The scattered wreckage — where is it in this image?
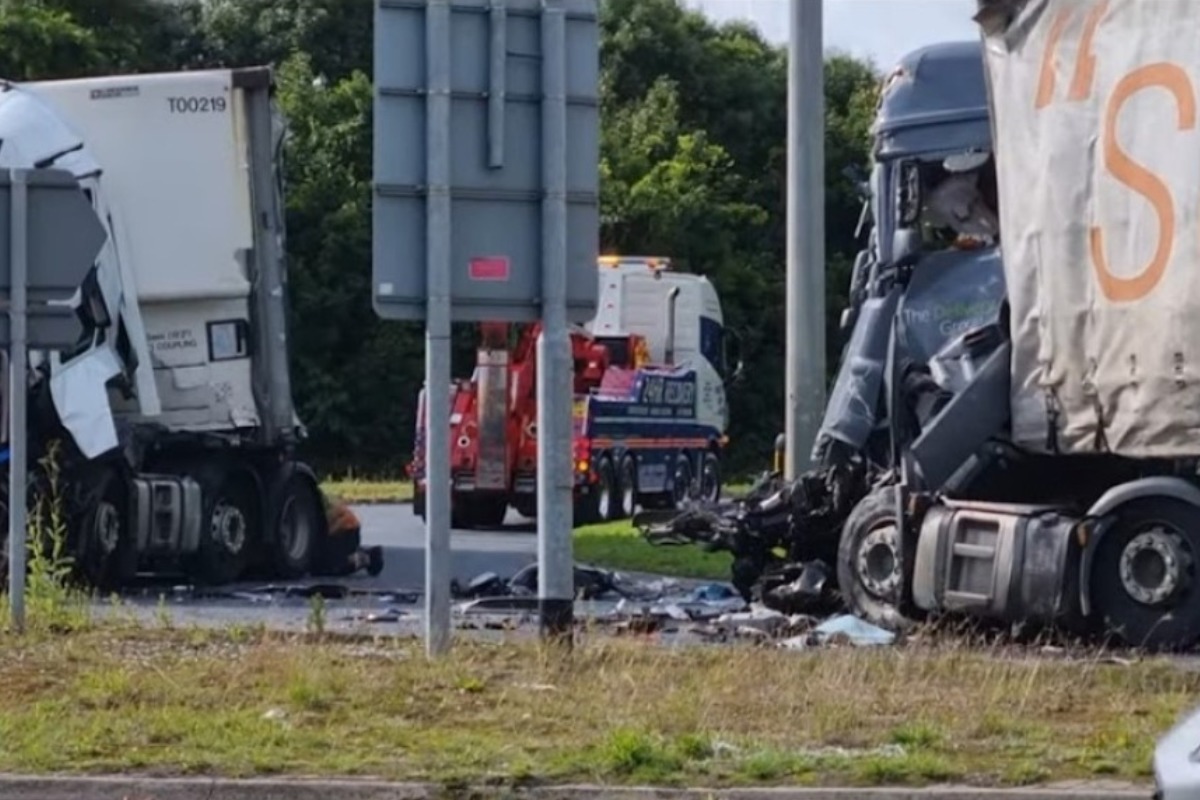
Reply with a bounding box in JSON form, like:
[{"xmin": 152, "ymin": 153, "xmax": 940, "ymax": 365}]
[
  {"xmin": 633, "ymin": 472, "xmax": 854, "ymax": 618},
  {"xmin": 640, "ymin": 23, "xmax": 1200, "ymax": 653}
]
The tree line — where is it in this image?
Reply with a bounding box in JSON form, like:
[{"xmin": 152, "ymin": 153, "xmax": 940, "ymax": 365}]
[{"xmin": 1, "ymin": 0, "xmax": 882, "ymax": 477}]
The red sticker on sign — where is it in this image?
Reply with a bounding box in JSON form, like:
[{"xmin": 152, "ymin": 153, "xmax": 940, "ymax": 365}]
[{"xmin": 469, "ymin": 256, "xmax": 510, "ymax": 281}]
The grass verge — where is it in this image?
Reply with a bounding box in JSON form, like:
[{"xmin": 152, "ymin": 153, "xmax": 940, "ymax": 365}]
[
  {"xmin": 571, "ymin": 481, "xmax": 754, "ymax": 580},
  {"xmin": 321, "ymin": 479, "xmax": 413, "ymax": 505},
  {"xmin": 574, "ymin": 522, "xmax": 731, "ymax": 581},
  {"xmin": 0, "ymin": 626, "xmax": 1178, "ymax": 787}
]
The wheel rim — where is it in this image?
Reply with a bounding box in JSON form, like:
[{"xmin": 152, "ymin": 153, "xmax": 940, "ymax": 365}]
[
  {"xmin": 674, "ymin": 460, "xmax": 691, "ymax": 504},
  {"xmin": 212, "ymin": 500, "xmax": 247, "ymax": 555},
  {"xmin": 1119, "ymin": 525, "xmax": 1193, "ymax": 606},
  {"xmin": 857, "ymin": 522, "xmax": 902, "ymax": 600},
  {"xmin": 598, "ymin": 471, "xmax": 612, "ymax": 519},
  {"xmin": 94, "ymin": 501, "xmax": 121, "ymax": 555},
  {"xmin": 278, "ymin": 496, "xmax": 311, "ymax": 562},
  {"xmin": 701, "ymin": 458, "xmax": 719, "ymax": 502}
]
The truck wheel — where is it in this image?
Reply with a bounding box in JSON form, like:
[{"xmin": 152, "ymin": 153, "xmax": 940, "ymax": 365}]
[
  {"xmin": 837, "ymin": 485, "xmax": 912, "ymax": 630},
  {"xmin": 514, "ymin": 497, "xmax": 537, "ymax": 520},
  {"xmin": 196, "ymin": 472, "xmax": 257, "ymax": 586},
  {"xmin": 672, "ymin": 455, "xmax": 693, "ymax": 510},
  {"xmin": 1091, "ymin": 498, "xmax": 1200, "ymax": 651},
  {"xmin": 699, "ymin": 451, "xmax": 721, "ymax": 503},
  {"xmin": 267, "ymin": 472, "xmax": 321, "ymax": 579},
  {"xmin": 614, "ymin": 456, "xmax": 637, "ymax": 520},
  {"xmin": 413, "ymin": 486, "xmax": 426, "ymax": 521},
  {"xmin": 595, "ymin": 457, "xmax": 616, "ymax": 522},
  {"xmin": 75, "ymin": 470, "xmax": 136, "ymax": 590},
  {"xmin": 474, "ymin": 496, "xmax": 509, "ymax": 529}
]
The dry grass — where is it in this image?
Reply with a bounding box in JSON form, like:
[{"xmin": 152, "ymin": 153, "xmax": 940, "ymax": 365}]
[
  {"xmin": 0, "ymin": 625, "xmax": 1185, "ymax": 787},
  {"xmin": 321, "ymin": 479, "xmax": 414, "ymax": 505}
]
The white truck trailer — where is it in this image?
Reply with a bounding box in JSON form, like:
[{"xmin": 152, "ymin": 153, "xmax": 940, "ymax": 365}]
[{"xmin": 0, "ymin": 66, "xmax": 329, "ymax": 587}]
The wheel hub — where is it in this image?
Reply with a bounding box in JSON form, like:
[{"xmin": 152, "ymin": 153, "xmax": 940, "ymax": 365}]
[
  {"xmin": 1119, "ymin": 527, "xmax": 1192, "ymax": 606},
  {"xmin": 212, "ymin": 501, "xmax": 247, "ymax": 555},
  {"xmin": 857, "ymin": 523, "xmax": 901, "ymax": 599},
  {"xmin": 94, "ymin": 501, "xmax": 121, "ymax": 555}
]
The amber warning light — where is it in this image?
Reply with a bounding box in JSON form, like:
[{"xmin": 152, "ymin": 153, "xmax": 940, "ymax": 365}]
[{"xmin": 469, "ymin": 256, "xmax": 510, "ymax": 281}]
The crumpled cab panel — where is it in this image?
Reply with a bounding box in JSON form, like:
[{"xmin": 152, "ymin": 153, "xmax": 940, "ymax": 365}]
[{"xmin": 0, "ymin": 81, "xmax": 159, "ymax": 457}]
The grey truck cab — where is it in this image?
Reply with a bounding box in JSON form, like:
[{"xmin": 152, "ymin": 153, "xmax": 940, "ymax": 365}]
[{"xmin": 815, "ymin": 41, "xmax": 1005, "ymax": 476}]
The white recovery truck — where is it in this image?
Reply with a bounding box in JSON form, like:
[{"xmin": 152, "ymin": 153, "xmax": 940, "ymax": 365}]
[{"xmin": 0, "ymin": 66, "xmax": 330, "ymax": 587}]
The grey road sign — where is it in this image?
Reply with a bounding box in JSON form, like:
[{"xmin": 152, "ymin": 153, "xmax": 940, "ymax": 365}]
[
  {"xmin": 372, "ymin": 0, "xmax": 600, "ymax": 324},
  {"xmin": 4, "ymin": 167, "xmax": 107, "ymax": 633},
  {"xmin": 0, "ymin": 168, "xmax": 107, "ymax": 349}
]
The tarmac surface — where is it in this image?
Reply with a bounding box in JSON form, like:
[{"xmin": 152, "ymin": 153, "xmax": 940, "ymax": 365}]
[{"xmin": 94, "ymin": 503, "xmax": 717, "ymax": 637}]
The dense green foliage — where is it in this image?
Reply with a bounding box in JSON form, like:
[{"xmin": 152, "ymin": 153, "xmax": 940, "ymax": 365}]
[{"xmin": 1, "ymin": 0, "xmax": 881, "ymax": 477}]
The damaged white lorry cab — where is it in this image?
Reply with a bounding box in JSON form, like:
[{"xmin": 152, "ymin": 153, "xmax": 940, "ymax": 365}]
[{"xmin": 0, "ymin": 67, "xmax": 333, "ymax": 588}]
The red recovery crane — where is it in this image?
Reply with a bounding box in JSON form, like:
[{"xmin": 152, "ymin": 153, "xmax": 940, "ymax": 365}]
[{"xmin": 409, "ymin": 256, "xmax": 732, "ymax": 529}]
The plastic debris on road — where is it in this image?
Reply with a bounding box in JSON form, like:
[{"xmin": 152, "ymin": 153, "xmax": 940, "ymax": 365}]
[{"xmin": 778, "ymin": 615, "xmax": 897, "ymax": 649}]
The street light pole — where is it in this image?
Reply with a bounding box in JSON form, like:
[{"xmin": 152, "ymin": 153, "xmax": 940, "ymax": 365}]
[{"xmin": 784, "ymin": 0, "xmax": 826, "ymax": 479}]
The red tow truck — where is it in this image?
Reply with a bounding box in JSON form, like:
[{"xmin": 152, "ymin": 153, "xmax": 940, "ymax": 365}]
[{"xmin": 409, "ymin": 256, "xmax": 737, "ymax": 529}]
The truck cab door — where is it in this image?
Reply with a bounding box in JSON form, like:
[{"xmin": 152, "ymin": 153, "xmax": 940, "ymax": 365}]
[{"xmin": 0, "ymin": 84, "xmax": 159, "ymax": 458}]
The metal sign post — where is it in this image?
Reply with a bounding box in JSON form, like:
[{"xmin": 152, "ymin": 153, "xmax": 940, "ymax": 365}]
[
  {"xmin": 7, "ymin": 171, "xmax": 27, "ymax": 632},
  {"xmin": 0, "ymin": 167, "xmax": 108, "ymax": 632},
  {"xmin": 536, "ymin": 0, "xmax": 574, "ymax": 644},
  {"xmin": 422, "ymin": 0, "xmax": 454, "ymax": 657},
  {"xmin": 785, "ymin": 0, "xmax": 827, "ymax": 479},
  {"xmin": 373, "ymin": 0, "xmax": 600, "ymax": 656}
]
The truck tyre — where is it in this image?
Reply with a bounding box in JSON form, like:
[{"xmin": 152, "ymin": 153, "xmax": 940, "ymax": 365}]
[
  {"xmin": 414, "ymin": 486, "xmax": 426, "ymax": 521},
  {"xmin": 595, "ymin": 456, "xmax": 617, "ymax": 522},
  {"xmin": 195, "ymin": 470, "xmax": 257, "ymax": 586},
  {"xmin": 614, "ymin": 455, "xmax": 637, "ymax": 520},
  {"xmin": 75, "ymin": 469, "xmax": 136, "ymax": 590},
  {"xmin": 1090, "ymin": 497, "xmax": 1200, "ymax": 651},
  {"xmin": 837, "ymin": 485, "xmax": 913, "ymax": 631},
  {"xmin": 473, "ymin": 496, "xmax": 509, "ymax": 529},
  {"xmin": 699, "ymin": 451, "xmax": 721, "ymax": 504},
  {"xmin": 514, "ymin": 497, "xmax": 537, "ymax": 520},
  {"xmin": 672, "ymin": 454, "xmax": 693, "ymax": 510},
  {"xmin": 266, "ymin": 469, "xmax": 322, "ymax": 579}
]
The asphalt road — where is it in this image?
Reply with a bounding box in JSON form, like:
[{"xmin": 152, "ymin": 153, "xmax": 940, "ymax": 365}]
[
  {"xmin": 352, "ymin": 503, "xmax": 537, "ymax": 589},
  {"xmin": 97, "ymin": 504, "xmax": 663, "ymax": 634}
]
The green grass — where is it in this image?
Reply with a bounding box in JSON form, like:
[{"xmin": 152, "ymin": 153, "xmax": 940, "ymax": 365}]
[
  {"xmin": 570, "ymin": 481, "xmax": 754, "ymax": 580},
  {"xmin": 320, "ymin": 479, "xmax": 413, "ymax": 505},
  {"xmin": 0, "ymin": 626, "xmax": 1175, "ymax": 789},
  {"xmin": 574, "ymin": 521, "xmax": 731, "ymax": 581},
  {"xmin": 318, "ymin": 480, "xmax": 756, "ymax": 510}
]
